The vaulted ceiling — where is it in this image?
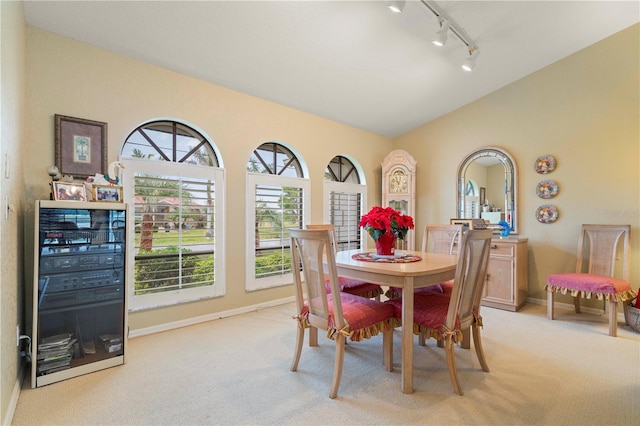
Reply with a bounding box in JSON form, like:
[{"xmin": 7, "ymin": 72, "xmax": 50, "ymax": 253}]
[{"xmin": 23, "ymin": 1, "xmax": 639, "ymax": 137}]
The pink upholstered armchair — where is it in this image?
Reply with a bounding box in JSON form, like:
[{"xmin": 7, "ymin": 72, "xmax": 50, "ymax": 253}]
[{"xmin": 545, "ymin": 224, "xmax": 636, "ymax": 337}]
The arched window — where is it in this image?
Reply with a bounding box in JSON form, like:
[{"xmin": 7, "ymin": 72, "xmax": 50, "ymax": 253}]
[
  {"xmin": 245, "ymin": 142, "xmax": 309, "ymax": 291},
  {"xmin": 324, "ymin": 155, "xmax": 360, "ymax": 184},
  {"xmin": 323, "ymin": 156, "xmax": 366, "ymax": 251},
  {"xmin": 121, "ymin": 120, "xmax": 225, "ymax": 310},
  {"xmin": 121, "ymin": 120, "xmax": 219, "ymax": 166}
]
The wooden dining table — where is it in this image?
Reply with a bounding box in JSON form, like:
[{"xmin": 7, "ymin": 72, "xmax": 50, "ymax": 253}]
[{"xmin": 334, "ymin": 249, "xmax": 458, "ymax": 394}]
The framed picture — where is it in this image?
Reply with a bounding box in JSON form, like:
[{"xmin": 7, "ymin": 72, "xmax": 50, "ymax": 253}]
[
  {"xmin": 52, "ymin": 182, "xmax": 87, "ymax": 201},
  {"xmin": 93, "ymin": 185, "xmax": 122, "ymax": 203},
  {"xmin": 479, "ymin": 187, "xmax": 486, "ymax": 205},
  {"xmin": 55, "ymin": 114, "xmax": 107, "ymax": 180}
]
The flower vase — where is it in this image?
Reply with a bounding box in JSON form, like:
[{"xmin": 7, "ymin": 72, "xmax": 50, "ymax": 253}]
[{"xmin": 375, "ymin": 232, "xmax": 397, "ymax": 256}]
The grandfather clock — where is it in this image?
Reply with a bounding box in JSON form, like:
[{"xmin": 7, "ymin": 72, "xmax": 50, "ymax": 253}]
[{"xmin": 381, "ymin": 149, "xmax": 417, "ymax": 250}]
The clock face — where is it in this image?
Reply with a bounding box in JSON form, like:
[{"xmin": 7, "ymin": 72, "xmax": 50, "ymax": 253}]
[{"xmin": 390, "ymin": 169, "xmax": 408, "ymax": 193}]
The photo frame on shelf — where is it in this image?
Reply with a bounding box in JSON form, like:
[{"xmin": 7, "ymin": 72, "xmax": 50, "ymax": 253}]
[
  {"xmin": 55, "ymin": 114, "xmax": 107, "ymax": 180},
  {"xmin": 52, "ymin": 182, "xmax": 87, "ymax": 201},
  {"xmin": 93, "ymin": 185, "xmax": 123, "ymax": 203}
]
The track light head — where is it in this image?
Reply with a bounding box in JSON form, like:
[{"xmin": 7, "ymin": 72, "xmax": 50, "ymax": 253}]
[
  {"xmin": 432, "ymin": 19, "xmax": 450, "ymax": 47},
  {"xmin": 388, "ymin": 1, "xmax": 406, "ymax": 13},
  {"xmin": 462, "ymin": 47, "xmax": 480, "ymax": 72}
]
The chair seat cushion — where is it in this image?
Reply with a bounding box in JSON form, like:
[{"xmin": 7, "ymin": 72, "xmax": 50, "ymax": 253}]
[
  {"xmin": 330, "ymin": 293, "xmax": 395, "ymax": 341},
  {"xmin": 385, "ymin": 284, "xmax": 444, "ymax": 300},
  {"xmin": 296, "ymin": 293, "xmax": 397, "ymax": 342},
  {"xmin": 325, "ymin": 277, "xmax": 383, "ymax": 299},
  {"xmin": 440, "ymin": 280, "xmax": 454, "ymax": 296},
  {"xmin": 546, "ymin": 273, "xmax": 636, "ymax": 302},
  {"xmin": 385, "ymin": 293, "xmax": 462, "ymax": 342}
]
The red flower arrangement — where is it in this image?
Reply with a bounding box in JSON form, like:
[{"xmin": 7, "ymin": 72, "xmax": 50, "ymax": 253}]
[{"xmin": 359, "ymin": 206, "xmax": 414, "ymax": 241}]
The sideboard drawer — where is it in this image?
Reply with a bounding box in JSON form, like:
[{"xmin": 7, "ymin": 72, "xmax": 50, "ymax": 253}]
[{"xmin": 489, "ymin": 244, "xmax": 514, "ymax": 257}]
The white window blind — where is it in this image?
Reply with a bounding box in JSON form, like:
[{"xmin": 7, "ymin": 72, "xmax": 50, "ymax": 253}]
[
  {"xmin": 246, "ymin": 173, "xmax": 309, "ymax": 291},
  {"xmin": 123, "ymin": 159, "xmax": 225, "ymax": 310}
]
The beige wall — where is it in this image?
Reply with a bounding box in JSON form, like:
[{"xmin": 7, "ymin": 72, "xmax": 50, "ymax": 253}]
[
  {"xmin": 3, "ymin": 12, "xmax": 637, "ymax": 422},
  {"xmin": 1, "ymin": 1, "xmax": 27, "ymax": 422},
  {"xmin": 24, "ymin": 27, "xmax": 391, "ymax": 332},
  {"xmin": 394, "ymin": 24, "xmax": 640, "ymax": 305}
]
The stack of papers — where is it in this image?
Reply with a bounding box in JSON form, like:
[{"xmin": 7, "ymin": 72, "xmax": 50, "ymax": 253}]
[{"xmin": 37, "ymin": 333, "xmax": 76, "ymax": 375}]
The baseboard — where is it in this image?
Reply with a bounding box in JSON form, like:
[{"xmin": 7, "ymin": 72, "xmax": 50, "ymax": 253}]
[
  {"xmin": 129, "ymin": 296, "xmax": 295, "ymax": 338},
  {"xmin": 526, "ymin": 296, "xmax": 626, "ymax": 322},
  {"xmin": 4, "ymin": 363, "xmax": 25, "ymax": 426}
]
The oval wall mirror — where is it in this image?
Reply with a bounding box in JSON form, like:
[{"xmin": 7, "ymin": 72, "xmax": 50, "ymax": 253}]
[{"xmin": 457, "ymin": 146, "xmax": 518, "ymax": 234}]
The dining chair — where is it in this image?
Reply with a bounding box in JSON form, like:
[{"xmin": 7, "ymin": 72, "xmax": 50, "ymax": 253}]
[
  {"xmin": 289, "ymin": 228, "xmax": 396, "ymax": 399},
  {"xmin": 385, "ymin": 229, "xmax": 493, "ymax": 395},
  {"xmin": 306, "ymin": 224, "xmax": 383, "ymax": 300},
  {"xmin": 545, "ymin": 224, "xmax": 636, "ymax": 337},
  {"xmin": 386, "ymin": 224, "xmax": 463, "ymax": 299}
]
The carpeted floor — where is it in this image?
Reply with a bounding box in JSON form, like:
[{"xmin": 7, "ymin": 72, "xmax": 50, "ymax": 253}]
[{"xmin": 11, "ymin": 302, "xmax": 640, "ymax": 425}]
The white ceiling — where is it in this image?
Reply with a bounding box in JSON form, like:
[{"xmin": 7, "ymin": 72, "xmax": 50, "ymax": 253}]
[{"xmin": 23, "ymin": 1, "xmax": 639, "ymax": 138}]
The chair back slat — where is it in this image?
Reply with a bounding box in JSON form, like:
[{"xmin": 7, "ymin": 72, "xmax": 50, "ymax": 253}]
[
  {"xmin": 577, "ymin": 224, "xmax": 630, "ymax": 280},
  {"xmin": 306, "ymin": 224, "xmax": 338, "ymax": 253},
  {"xmin": 423, "ymin": 224, "xmax": 463, "ymax": 255},
  {"xmin": 446, "ymin": 229, "xmax": 493, "ymax": 330},
  {"xmin": 290, "ymin": 228, "xmax": 345, "ymax": 330}
]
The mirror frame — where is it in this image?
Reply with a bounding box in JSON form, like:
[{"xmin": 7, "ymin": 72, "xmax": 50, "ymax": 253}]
[{"xmin": 457, "ymin": 146, "xmax": 518, "ymax": 234}]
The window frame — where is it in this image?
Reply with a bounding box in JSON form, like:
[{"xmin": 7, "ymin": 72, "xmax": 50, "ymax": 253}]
[
  {"xmin": 245, "ymin": 172, "xmax": 310, "ymax": 291},
  {"xmin": 323, "ymin": 155, "xmax": 367, "ymax": 252},
  {"xmin": 323, "ymin": 181, "xmax": 367, "ymax": 251},
  {"xmin": 119, "ymin": 118, "xmax": 226, "ymax": 312}
]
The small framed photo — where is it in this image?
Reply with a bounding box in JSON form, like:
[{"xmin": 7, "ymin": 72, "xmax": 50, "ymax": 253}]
[
  {"xmin": 93, "ymin": 185, "xmax": 122, "ymax": 202},
  {"xmin": 52, "ymin": 182, "xmax": 87, "ymax": 201},
  {"xmin": 55, "ymin": 114, "xmax": 107, "ymax": 180}
]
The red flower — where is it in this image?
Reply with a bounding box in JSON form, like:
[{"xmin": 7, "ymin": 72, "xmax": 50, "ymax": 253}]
[{"xmin": 359, "ymin": 206, "xmax": 414, "ymax": 241}]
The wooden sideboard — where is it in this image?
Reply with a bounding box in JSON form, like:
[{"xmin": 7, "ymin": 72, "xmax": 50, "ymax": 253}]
[{"xmin": 482, "ymin": 237, "xmax": 528, "ymax": 311}]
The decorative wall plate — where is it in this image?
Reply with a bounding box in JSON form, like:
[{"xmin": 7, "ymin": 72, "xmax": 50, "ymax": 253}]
[
  {"xmin": 536, "ymin": 205, "xmax": 559, "ymax": 223},
  {"xmin": 534, "ymin": 155, "xmax": 557, "ymax": 174},
  {"xmin": 536, "ymin": 180, "xmax": 559, "ymax": 199}
]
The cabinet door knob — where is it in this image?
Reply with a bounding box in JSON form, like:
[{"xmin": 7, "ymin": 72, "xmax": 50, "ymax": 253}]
[{"xmin": 490, "ymin": 245, "xmax": 498, "ymax": 249}]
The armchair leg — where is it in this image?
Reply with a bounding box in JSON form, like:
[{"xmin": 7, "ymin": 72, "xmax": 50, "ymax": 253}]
[
  {"xmin": 460, "ymin": 328, "xmax": 470, "ymax": 350},
  {"xmin": 472, "ymin": 324, "xmax": 489, "ymax": 372},
  {"xmin": 290, "ymin": 327, "xmax": 304, "ymax": 372},
  {"xmin": 329, "ymin": 335, "xmax": 346, "ymax": 399},
  {"xmin": 546, "ymin": 290, "xmax": 554, "ymax": 320},
  {"xmin": 608, "ymin": 300, "xmax": 618, "ymax": 337},
  {"xmin": 574, "ymin": 296, "xmax": 581, "ymax": 314},
  {"xmin": 444, "ymin": 335, "xmax": 463, "ymax": 396},
  {"xmin": 309, "ymin": 326, "xmax": 318, "ymax": 347}
]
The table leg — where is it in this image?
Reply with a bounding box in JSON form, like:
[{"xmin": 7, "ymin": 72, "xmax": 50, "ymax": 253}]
[{"xmin": 401, "ymin": 276, "xmax": 414, "ymax": 394}]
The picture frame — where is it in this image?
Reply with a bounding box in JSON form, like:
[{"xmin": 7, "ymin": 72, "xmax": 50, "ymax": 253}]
[
  {"xmin": 52, "ymin": 182, "xmax": 87, "ymax": 201},
  {"xmin": 93, "ymin": 185, "xmax": 122, "ymax": 203},
  {"xmin": 479, "ymin": 187, "xmax": 486, "ymax": 205},
  {"xmin": 55, "ymin": 114, "xmax": 108, "ymax": 180}
]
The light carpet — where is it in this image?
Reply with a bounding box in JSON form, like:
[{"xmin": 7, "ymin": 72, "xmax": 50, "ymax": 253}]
[{"xmin": 11, "ymin": 302, "xmax": 640, "ymax": 425}]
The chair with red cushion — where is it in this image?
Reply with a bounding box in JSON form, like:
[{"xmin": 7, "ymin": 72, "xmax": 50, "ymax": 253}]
[
  {"xmin": 545, "ymin": 224, "xmax": 636, "ymax": 337},
  {"xmin": 385, "ymin": 229, "xmax": 493, "ymax": 395},
  {"xmin": 307, "ymin": 224, "xmax": 383, "ymax": 300},
  {"xmin": 386, "ymin": 224, "xmax": 462, "ymax": 300},
  {"xmin": 289, "ymin": 228, "xmax": 396, "ymax": 399}
]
